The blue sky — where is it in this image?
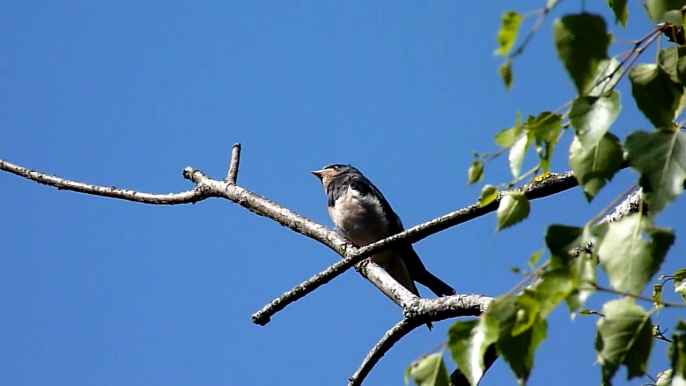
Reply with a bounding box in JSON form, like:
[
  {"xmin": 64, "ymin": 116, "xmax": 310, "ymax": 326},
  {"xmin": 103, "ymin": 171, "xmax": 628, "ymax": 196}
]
[{"xmin": 1, "ymin": 2, "xmax": 684, "ymax": 385}]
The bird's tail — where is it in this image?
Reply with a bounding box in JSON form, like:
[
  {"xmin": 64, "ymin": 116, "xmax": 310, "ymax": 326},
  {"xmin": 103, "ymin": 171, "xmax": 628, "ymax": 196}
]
[{"xmin": 414, "ymin": 270, "xmax": 456, "ymax": 297}]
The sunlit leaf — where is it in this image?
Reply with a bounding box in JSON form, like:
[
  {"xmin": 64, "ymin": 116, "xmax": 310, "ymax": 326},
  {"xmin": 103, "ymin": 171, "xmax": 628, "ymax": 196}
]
[
  {"xmin": 675, "ymin": 269, "xmax": 686, "ymax": 303},
  {"xmin": 495, "ymin": 11, "xmax": 522, "ymax": 56},
  {"xmin": 569, "ymin": 133, "xmax": 623, "ymax": 202},
  {"xmin": 607, "ymin": 0, "xmax": 628, "ymax": 27},
  {"xmin": 500, "ymin": 60, "xmax": 514, "ymax": 89},
  {"xmin": 653, "ymin": 284, "xmax": 663, "ymax": 309},
  {"xmin": 629, "ymin": 64, "xmax": 683, "ymax": 129},
  {"xmin": 407, "ymin": 353, "xmax": 450, "ymax": 386},
  {"xmin": 646, "ymin": 0, "xmax": 686, "ymax": 23},
  {"xmin": 468, "ymin": 161, "xmax": 484, "ymax": 185},
  {"xmin": 509, "ymin": 134, "xmax": 530, "ymax": 178},
  {"xmin": 479, "ymin": 185, "xmax": 499, "ymax": 207},
  {"xmin": 570, "ymin": 91, "xmax": 621, "ymax": 149},
  {"xmin": 448, "ymin": 316, "xmax": 499, "ymax": 386},
  {"xmin": 625, "ymin": 130, "xmax": 686, "ymax": 213},
  {"xmin": 488, "ymin": 296, "xmax": 547, "ymax": 385},
  {"xmin": 496, "ymin": 192, "xmax": 530, "ymax": 231},
  {"xmin": 588, "ymin": 59, "xmax": 622, "ymax": 97},
  {"xmin": 553, "ymin": 14, "xmax": 610, "ymax": 94},
  {"xmin": 595, "ymin": 298, "xmax": 653, "ymax": 384},
  {"xmin": 597, "ymin": 214, "xmax": 674, "ymax": 295}
]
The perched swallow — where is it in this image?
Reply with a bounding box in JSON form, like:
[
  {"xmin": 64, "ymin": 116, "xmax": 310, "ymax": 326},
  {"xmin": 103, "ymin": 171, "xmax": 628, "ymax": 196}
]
[{"xmin": 312, "ymin": 164, "xmax": 455, "ymax": 329}]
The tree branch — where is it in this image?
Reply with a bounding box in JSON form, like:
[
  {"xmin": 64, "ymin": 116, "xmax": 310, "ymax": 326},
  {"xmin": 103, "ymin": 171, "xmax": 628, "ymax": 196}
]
[{"xmin": 226, "ymin": 143, "xmax": 241, "ymax": 184}]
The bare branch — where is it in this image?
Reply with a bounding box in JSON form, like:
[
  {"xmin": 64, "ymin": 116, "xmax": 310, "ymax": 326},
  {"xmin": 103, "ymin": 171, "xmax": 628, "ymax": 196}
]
[
  {"xmin": 349, "ymin": 293, "xmax": 494, "ymax": 386},
  {"xmin": 348, "ymin": 319, "xmax": 421, "ymax": 386},
  {"xmin": 0, "ymin": 159, "xmax": 208, "ymax": 205},
  {"xmin": 226, "ymin": 143, "xmax": 242, "ymax": 184}
]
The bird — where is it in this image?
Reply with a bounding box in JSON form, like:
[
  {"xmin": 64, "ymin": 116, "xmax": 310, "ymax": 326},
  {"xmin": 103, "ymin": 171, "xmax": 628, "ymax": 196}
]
[{"xmin": 312, "ymin": 164, "xmax": 455, "ymax": 329}]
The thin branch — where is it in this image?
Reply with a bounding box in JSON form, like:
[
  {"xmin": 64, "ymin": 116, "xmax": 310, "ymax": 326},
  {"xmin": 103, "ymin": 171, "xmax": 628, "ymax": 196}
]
[
  {"xmin": 226, "ymin": 143, "xmax": 242, "ymax": 184},
  {"xmin": 348, "ymin": 319, "xmax": 420, "ymax": 386},
  {"xmin": 0, "ymin": 159, "xmax": 208, "ymax": 205}
]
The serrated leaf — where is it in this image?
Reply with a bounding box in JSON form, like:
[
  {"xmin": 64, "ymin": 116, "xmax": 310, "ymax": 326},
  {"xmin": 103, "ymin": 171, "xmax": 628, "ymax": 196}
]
[
  {"xmin": 489, "ymin": 296, "xmax": 547, "ymax": 385},
  {"xmin": 629, "ymin": 64, "xmax": 684, "ymax": 128},
  {"xmin": 496, "ymin": 192, "xmax": 530, "ymax": 231},
  {"xmin": 646, "ymin": 0, "xmax": 686, "ymax": 23},
  {"xmin": 468, "ymin": 161, "xmax": 484, "ymax": 185},
  {"xmin": 597, "ymin": 214, "xmax": 674, "ymax": 295},
  {"xmin": 570, "ymin": 91, "xmax": 621, "ymax": 149},
  {"xmin": 656, "ymin": 369, "xmax": 672, "ymax": 386},
  {"xmin": 607, "ymin": 0, "xmax": 628, "ymax": 27},
  {"xmin": 495, "ymin": 12, "xmax": 522, "ymax": 56},
  {"xmin": 553, "ymin": 14, "xmax": 610, "ymax": 94},
  {"xmin": 589, "ymin": 59, "xmax": 622, "ymax": 97},
  {"xmin": 479, "ymin": 185, "xmax": 499, "ymax": 207},
  {"xmin": 509, "ymin": 134, "xmax": 529, "ymax": 178},
  {"xmin": 448, "ymin": 316, "xmax": 499, "ymax": 386},
  {"xmin": 569, "ymin": 133, "xmax": 623, "ymax": 202},
  {"xmin": 407, "ymin": 353, "xmax": 450, "ymax": 386},
  {"xmin": 495, "ymin": 128, "xmax": 517, "ymax": 148},
  {"xmin": 596, "ymin": 298, "xmax": 653, "ymax": 384},
  {"xmin": 625, "ymin": 130, "xmax": 686, "ymax": 213}
]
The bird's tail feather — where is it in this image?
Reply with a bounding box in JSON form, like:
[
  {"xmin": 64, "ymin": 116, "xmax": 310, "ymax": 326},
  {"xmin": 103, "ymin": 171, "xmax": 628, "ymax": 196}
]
[{"xmin": 415, "ymin": 270, "xmax": 455, "ymax": 297}]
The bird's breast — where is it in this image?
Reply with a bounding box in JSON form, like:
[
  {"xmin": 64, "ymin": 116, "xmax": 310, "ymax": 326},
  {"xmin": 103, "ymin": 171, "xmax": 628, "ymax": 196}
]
[{"xmin": 329, "ymin": 187, "xmax": 390, "ymax": 246}]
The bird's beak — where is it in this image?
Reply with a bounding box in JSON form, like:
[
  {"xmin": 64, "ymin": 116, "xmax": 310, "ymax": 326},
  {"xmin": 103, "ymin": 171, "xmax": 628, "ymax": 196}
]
[{"xmin": 311, "ymin": 170, "xmax": 324, "ymax": 180}]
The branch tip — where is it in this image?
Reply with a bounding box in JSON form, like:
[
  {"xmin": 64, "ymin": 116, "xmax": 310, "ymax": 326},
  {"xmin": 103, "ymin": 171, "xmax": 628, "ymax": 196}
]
[{"xmin": 226, "ymin": 142, "xmax": 242, "ymax": 183}]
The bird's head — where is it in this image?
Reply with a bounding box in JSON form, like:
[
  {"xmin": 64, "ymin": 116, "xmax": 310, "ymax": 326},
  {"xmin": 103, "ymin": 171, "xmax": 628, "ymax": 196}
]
[{"xmin": 311, "ymin": 164, "xmax": 357, "ymax": 192}]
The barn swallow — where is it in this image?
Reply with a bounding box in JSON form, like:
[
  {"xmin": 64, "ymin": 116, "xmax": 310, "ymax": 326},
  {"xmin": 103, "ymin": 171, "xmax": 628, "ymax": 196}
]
[{"xmin": 312, "ymin": 164, "xmax": 455, "ymax": 329}]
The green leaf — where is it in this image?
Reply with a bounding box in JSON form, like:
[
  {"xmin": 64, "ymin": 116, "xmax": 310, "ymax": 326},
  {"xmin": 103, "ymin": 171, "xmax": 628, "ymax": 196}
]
[
  {"xmin": 489, "ymin": 296, "xmax": 547, "ymax": 384},
  {"xmin": 675, "ymin": 269, "xmax": 686, "ymax": 302},
  {"xmin": 607, "ymin": 0, "xmax": 628, "ymax": 27},
  {"xmin": 671, "ymin": 320, "xmax": 686, "ymax": 386},
  {"xmin": 508, "ymin": 134, "xmax": 529, "ymax": 178},
  {"xmin": 653, "ymin": 284, "xmax": 664, "ymax": 309},
  {"xmin": 528, "ymin": 112, "xmax": 562, "ymax": 174},
  {"xmin": 570, "ymin": 91, "xmax": 621, "ymax": 149},
  {"xmin": 448, "ymin": 316, "xmax": 499, "ymax": 386},
  {"xmin": 629, "ymin": 64, "xmax": 684, "ymax": 128},
  {"xmin": 588, "ymin": 59, "xmax": 622, "ymax": 97},
  {"xmin": 568, "ymin": 245, "xmax": 597, "ymax": 313},
  {"xmin": 595, "ymin": 298, "xmax": 653, "ymax": 384},
  {"xmin": 531, "ymin": 268, "xmax": 577, "ymax": 317},
  {"xmin": 496, "ymin": 192, "xmax": 530, "ymax": 231},
  {"xmin": 407, "ymin": 353, "xmax": 450, "ymax": 386},
  {"xmin": 528, "ymin": 249, "xmax": 543, "ymax": 267},
  {"xmin": 656, "ymin": 369, "xmax": 672, "ymax": 386},
  {"xmin": 479, "ymin": 185, "xmax": 499, "ymax": 207},
  {"xmin": 499, "ymin": 60, "xmax": 513, "ymax": 89},
  {"xmin": 495, "ymin": 11, "xmax": 522, "ymax": 56},
  {"xmin": 495, "ymin": 112, "xmax": 521, "ymax": 148},
  {"xmin": 597, "ymin": 214, "xmax": 674, "ymax": 295},
  {"xmin": 625, "ymin": 130, "xmax": 686, "ymax": 213},
  {"xmin": 569, "ymin": 133, "xmax": 623, "ymax": 202},
  {"xmin": 512, "ymin": 292, "xmax": 540, "ymax": 336},
  {"xmin": 553, "ymin": 14, "xmax": 610, "ymax": 95},
  {"xmin": 646, "ymin": 0, "xmax": 686, "ymax": 23},
  {"xmin": 545, "ymin": 225, "xmax": 583, "ymax": 257},
  {"xmin": 468, "ymin": 161, "xmax": 484, "ymax": 185}
]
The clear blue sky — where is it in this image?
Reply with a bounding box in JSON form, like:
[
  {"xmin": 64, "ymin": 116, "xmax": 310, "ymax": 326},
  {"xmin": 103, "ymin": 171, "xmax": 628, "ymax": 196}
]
[{"xmin": 1, "ymin": 2, "xmax": 683, "ymax": 385}]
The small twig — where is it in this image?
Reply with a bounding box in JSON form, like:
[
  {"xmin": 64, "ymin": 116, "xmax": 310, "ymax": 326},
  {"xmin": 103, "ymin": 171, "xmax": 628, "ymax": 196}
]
[
  {"xmin": 348, "ymin": 319, "xmax": 420, "ymax": 386},
  {"xmin": 591, "ymin": 283, "xmax": 686, "ymax": 308},
  {"xmin": 0, "ymin": 159, "xmax": 209, "ymax": 205},
  {"xmin": 226, "ymin": 143, "xmax": 242, "ymax": 184}
]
